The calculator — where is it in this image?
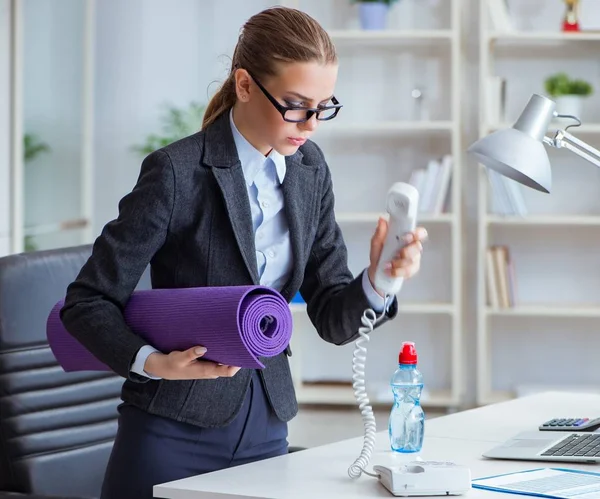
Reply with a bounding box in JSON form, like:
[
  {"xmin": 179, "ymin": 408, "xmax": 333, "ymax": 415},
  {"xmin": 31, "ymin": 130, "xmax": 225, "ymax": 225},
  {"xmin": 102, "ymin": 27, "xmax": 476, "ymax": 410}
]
[{"xmin": 539, "ymin": 418, "xmax": 600, "ymax": 432}]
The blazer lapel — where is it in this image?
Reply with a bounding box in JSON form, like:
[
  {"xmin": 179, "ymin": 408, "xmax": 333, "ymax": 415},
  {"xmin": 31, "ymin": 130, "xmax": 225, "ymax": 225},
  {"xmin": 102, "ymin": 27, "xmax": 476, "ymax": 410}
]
[
  {"xmin": 281, "ymin": 153, "xmax": 318, "ymax": 297},
  {"xmin": 212, "ymin": 167, "xmax": 260, "ymax": 285},
  {"xmin": 203, "ymin": 113, "xmax": 259, "ymax": 285}
]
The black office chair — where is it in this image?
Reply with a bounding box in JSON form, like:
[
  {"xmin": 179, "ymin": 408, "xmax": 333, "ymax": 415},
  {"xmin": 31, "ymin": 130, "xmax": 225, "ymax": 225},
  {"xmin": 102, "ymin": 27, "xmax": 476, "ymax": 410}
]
[
  {"xmin": 0, "ymin": 245, "xmax": 303, "ymax": 498},
  {"xmin": 0, "ymin": 245, "xmax": 152, "ymax": 498}
]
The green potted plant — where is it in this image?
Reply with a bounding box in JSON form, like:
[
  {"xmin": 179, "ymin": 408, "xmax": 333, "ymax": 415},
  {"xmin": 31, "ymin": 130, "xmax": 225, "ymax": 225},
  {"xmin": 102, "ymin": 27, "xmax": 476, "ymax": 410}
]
[
  {"xmin": 351, "ymin": 0, "xmax": 401, "ymax": 30},
  {"xmin": 544, "ymin": 72, "xmax": 593, "ymax": 118},
  {"xmin": 23, "ymin": 133, "xmax": 51, "ymax": 252},
  {"xmin": 133, "ymin": 101, "xmax": 206, "ymax": 156}
]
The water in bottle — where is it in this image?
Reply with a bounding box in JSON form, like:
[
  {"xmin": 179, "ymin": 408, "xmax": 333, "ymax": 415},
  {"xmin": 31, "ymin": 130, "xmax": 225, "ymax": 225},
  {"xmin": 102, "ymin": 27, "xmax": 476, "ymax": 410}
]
[{"xmin": 389, "ymin": 341, "xmax": 425, "ymax": 453}]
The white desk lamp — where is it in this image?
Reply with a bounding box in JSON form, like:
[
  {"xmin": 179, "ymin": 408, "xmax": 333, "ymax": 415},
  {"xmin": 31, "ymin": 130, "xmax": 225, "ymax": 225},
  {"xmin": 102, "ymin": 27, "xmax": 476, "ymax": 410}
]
[{"xmin": 468, "ymin": 93, "xmax": 600, "ymax": 192}]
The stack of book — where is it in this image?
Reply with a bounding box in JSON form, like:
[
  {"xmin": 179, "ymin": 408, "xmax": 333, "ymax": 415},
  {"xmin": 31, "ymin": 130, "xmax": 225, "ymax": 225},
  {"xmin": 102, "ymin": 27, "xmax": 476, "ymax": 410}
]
[
  {"xmin": 487, "ymin": 170, "xmax": 528, "ymax": 217},
  {"xmin": 486, "ymin": 245, "xmax": 517, "ymax": 308},
  {"xmin": 408, "ymin": 154, "xmax": 453, "ymax": 215}
]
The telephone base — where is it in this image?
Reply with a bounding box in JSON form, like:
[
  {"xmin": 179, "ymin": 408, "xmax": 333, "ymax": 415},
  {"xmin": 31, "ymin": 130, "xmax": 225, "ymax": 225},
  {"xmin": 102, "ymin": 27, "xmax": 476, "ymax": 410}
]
[{"xmin": 373, "ymin": 461, "xmax": 471, "ymax": 497}]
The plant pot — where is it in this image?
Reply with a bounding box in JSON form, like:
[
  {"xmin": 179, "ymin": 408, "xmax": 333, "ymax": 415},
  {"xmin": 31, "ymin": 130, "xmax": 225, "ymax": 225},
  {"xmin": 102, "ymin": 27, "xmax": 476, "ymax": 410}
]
[
  {"xmin": 359, "ymin": 2, "xmax": 389, "ymax": 30},
  {"xmin": 554, "ymin": 95, "xmax": 584, "ymax": 118}
]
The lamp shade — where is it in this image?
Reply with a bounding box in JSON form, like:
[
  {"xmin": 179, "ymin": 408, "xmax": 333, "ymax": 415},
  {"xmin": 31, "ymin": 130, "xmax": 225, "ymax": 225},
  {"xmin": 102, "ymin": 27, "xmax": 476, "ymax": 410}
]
[{"xmin": 468, "ymin": 94, "xmax": 556, "ymax": 193}]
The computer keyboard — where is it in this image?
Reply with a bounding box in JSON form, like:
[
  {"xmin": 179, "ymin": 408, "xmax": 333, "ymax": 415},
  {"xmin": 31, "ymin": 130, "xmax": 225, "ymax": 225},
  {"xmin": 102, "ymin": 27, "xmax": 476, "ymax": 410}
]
[{"xmin": 541, "ymin": 433, "xmax": 600, "ymax": 458}]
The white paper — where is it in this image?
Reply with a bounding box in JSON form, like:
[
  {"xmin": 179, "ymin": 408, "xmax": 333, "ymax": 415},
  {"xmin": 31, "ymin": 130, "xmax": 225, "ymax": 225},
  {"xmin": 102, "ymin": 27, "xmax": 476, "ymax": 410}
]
[{"xmin": 474, "ymin": 468, "xmax": 600, "ymax": 498}]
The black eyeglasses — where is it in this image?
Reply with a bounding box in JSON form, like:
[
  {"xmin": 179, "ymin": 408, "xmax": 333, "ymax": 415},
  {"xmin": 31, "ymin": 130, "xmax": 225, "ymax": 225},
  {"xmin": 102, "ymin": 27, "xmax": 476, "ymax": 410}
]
[{"xmin": 248, "ymin": 72, "xmax": 342, "ymax": 123}]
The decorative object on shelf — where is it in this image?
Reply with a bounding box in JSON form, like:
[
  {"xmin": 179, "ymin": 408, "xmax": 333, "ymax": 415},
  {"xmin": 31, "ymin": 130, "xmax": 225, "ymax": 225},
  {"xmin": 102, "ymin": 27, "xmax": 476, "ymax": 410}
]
[
  {"xmin": 133, "ymin": 101, "xmax": 206, "ymax": 156},
  {"xmin": 562, "ymin": 0, "xmax": 580, "ymax": 32},
  {"xmin": 544, "ymin": 72, "xmax": 592, "ymax": 120},
  {"xmin": 351, "ymin": 0, "xmax": 400, "ymax": 31},
  {"xmin": 411, "ymin": 87, "xmax": 429, "ymax": 121}
]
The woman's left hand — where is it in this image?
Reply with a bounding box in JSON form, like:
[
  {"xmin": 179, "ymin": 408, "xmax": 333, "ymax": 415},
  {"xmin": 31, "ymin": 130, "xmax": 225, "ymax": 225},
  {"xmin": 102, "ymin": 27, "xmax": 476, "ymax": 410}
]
[{"xmin": 367, "ymin": 217, "xmax": 428, "ymax": 294}]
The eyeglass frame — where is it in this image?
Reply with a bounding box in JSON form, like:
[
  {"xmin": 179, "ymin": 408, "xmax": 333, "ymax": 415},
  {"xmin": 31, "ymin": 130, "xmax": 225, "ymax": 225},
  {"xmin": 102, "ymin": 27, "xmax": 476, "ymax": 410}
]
[{"xmin": 247, "ymin": 71, "xmax": 343, "ymax": 123}]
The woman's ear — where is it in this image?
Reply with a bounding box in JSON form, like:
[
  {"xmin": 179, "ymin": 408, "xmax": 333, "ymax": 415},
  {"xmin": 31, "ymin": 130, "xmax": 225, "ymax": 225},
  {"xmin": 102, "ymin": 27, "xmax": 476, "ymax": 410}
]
[{"xmin": 234, "ymin": 68, "xmax": 252, "ymax": 102}]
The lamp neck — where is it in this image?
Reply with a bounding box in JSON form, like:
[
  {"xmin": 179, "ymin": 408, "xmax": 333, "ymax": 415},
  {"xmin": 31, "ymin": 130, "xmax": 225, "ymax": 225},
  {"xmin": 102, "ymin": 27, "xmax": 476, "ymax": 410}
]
[{"xmin": 514, "ymin": 94, "xmax": 556, "ymax": 142}]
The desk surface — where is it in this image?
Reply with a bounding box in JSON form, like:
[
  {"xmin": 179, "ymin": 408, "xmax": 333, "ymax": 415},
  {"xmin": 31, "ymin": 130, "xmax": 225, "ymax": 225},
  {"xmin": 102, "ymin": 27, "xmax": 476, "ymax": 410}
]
[{"xmin": 154, "ymin": 391, "xmax": 600, "ymax": 498}]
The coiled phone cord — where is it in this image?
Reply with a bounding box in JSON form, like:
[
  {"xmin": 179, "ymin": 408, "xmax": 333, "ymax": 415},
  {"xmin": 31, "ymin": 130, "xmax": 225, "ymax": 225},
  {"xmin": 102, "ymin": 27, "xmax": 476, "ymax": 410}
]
[{"xmin": 347, "ymin": 294, "xmax": 392, "ymax": 479}]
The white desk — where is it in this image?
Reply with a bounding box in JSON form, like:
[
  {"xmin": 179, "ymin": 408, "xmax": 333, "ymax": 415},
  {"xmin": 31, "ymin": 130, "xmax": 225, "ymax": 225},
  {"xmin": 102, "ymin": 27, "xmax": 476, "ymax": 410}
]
[{"xmin": 154, "ymin": 392, "xmax": 600, "ymax": 498}]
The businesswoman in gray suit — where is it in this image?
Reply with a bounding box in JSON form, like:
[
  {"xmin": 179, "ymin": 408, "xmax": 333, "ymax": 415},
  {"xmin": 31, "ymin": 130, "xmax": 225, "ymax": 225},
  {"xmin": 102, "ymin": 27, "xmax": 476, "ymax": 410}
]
[{"xmin": 60, "ymin": 6, "xmax": 427, "ymax": 498}]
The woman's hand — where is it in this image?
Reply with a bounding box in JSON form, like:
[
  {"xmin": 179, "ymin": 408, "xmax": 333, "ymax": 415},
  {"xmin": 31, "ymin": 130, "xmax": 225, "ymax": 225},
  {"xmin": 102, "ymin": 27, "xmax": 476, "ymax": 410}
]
[
  {"xmin": 144, "ymin": 346, "xmax": 241, "ymax": 380},
  {"xmin": 367, "ymin": 217, "xmax": 428, "ymax": 295}
]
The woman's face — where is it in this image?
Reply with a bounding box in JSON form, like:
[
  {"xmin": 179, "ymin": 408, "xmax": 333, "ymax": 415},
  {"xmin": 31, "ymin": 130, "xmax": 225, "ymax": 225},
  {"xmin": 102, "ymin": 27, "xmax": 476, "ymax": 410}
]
[{"xmin": 237, "ymin": 61, "xmax": 339, "ymax": 156}]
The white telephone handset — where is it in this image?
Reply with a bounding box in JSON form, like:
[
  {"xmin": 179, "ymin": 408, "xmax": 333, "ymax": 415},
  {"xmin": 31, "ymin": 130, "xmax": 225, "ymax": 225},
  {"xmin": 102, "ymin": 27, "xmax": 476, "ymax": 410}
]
[
  {"xmin": 372, "ymin": 183, "xmax": 419, "ymax": 295},
  {"xmin": 348, "ymin": 183, "xmax": 471, "ymax": 496}
]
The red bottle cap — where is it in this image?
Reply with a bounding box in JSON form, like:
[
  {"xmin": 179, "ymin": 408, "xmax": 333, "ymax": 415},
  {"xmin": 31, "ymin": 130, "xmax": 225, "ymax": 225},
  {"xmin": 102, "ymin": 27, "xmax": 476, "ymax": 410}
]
[{"xmin": 399, "ymin": 341, "xmax": 417, "ymax": 365}]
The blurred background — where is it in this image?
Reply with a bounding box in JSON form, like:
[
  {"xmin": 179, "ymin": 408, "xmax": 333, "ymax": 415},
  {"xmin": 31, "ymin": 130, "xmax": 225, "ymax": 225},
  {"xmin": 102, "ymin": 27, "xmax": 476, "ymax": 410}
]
[{"xmin": 2, "ymin": 0, "xmax": 600, "ymax": 446}]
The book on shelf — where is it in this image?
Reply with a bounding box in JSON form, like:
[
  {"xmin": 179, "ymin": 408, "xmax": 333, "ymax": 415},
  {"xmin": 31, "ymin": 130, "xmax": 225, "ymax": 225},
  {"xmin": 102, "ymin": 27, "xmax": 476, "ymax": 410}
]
[
  {"xmin": 408, "ymin": 154, "xmax": 452, "ymax": 215},
  {"xmin": 487, "ymin": 169, "xmax": 527, "ymax": 217},
  {"xmin": 486, "ymin": 245, "xmax": 517, "ymax": 308},
  {"xmin": 487, "ymin": 76, "xmax": 506, "ymax": 124}
]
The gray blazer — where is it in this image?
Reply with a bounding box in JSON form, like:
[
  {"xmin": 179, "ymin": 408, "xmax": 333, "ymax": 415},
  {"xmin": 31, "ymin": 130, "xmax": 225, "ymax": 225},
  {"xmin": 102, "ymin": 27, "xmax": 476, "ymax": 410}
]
[{"xmin": 60, "ymin": 111, "xmax": 398, "ymax": 428}]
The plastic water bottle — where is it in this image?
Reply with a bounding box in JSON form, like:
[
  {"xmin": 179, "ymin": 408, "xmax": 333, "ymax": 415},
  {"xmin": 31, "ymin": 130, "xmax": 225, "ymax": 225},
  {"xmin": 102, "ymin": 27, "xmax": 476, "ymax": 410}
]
[{"xmin": 389, "ymin": 341, "xmax": 425, "ymax": 453}]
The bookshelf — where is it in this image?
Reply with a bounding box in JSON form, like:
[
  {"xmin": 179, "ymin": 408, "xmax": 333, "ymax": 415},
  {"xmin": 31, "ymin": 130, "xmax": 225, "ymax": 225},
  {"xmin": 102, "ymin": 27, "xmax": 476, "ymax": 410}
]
[
  {"xmin": 282, "ymin": 0, "xmax": 465, "ymax": 411},
  {"xmin": 0, "ymin": 1, "xmax": 10, "ymax": 257},
  {"xmin": 476, "ymin": 0, "xmax": 600, "ymax": 405}
]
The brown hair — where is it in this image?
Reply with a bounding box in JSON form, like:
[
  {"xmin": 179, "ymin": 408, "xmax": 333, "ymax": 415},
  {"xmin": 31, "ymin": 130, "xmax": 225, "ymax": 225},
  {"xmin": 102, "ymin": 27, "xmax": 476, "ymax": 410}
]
[{"xmin": 201, "ymin": 6, "xmax": 337, "ymax": 130}]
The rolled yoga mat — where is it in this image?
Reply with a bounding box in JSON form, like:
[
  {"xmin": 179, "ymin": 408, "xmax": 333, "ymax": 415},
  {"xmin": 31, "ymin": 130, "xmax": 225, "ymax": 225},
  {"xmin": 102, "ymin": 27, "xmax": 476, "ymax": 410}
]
[{"xmin": 46, "ymin": 285, "xmax": 293, "ymax": 371}]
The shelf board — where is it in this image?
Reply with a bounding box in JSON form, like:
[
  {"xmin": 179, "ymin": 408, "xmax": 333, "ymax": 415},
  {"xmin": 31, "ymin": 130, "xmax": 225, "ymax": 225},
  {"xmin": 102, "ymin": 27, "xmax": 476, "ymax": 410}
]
[
  {"xmin": 489, "ymin": 31, "xmax": 600, "ymax": 42},
  {"xmin": 329, "ymin": 29, "xmax": 454, "ymax": 46},
  {"xmin": 486, "ymin": 305, "xmax": 600, "ymax": 318},
  {"xmin": 296, "ymin": 383, "xmax": 455, "ymax": 408},
  {"xmin": 486, "ymin": 215, "xmax": 600, "ymax": 226},
  {"xmin": 290, "ymin": 302, "xmax": 455, "ymax": 315},
  {"xmin": 319, "ymin": 121, "xmax": 454, "ymax": 136},
  {"xmin": 336, "ymin": 212, "xmax": 454, "ymax": 224},
  {"xmin": 488, "ymin": 123, "xmax": 600, "ymax": 134},
  {"xmin": 24, "ymin": 218, "xmax": 90, "ymax": 237}
]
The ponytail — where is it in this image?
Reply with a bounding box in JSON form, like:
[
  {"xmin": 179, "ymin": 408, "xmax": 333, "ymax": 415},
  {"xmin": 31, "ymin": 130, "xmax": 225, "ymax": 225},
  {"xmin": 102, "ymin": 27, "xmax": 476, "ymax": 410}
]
[{"xmin": 202, "ymin": 74, "xmax": 237, "ymax": 130}]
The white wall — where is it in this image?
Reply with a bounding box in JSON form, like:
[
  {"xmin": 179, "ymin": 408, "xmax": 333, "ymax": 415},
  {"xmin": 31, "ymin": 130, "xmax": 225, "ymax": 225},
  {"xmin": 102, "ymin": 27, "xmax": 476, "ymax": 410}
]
[{"xmin": 0, "ymin": 0, "xmax": 11, "ymax": 256}]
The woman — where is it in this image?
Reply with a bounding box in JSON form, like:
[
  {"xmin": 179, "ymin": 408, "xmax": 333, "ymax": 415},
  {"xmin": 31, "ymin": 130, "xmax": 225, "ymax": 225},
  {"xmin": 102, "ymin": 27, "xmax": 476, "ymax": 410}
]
[{"xmin": 60, "ymin": 6, "xmax": 427, "ymax": 498}]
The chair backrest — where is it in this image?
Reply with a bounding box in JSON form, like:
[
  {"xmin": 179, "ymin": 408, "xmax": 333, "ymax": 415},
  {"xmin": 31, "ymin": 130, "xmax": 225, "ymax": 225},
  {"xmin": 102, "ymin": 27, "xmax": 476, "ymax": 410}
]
[{"xmin": 0, "ymin": 245, "xmax": 150, "ymax": 498}]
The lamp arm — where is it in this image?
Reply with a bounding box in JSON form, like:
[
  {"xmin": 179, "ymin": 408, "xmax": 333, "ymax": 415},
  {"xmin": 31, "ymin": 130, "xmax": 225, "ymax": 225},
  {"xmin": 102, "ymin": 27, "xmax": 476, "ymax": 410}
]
[{"xmin": 545, "ymin": 130, "xmax": 600, "ymax": 168}]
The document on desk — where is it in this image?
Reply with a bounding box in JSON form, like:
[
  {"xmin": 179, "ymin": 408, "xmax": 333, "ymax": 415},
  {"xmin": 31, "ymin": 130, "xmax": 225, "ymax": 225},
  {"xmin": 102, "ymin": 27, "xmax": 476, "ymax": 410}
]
[{"xmin": 472, "ymin": 468, "xmax": 600, "ymax": 498}]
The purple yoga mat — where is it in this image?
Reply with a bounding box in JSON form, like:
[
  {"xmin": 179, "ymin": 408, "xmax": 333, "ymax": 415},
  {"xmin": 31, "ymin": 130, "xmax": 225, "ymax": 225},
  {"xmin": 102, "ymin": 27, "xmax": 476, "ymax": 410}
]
[{"xmin": 46, "ymin": 286, "xmax": 293, "ymax": 371}]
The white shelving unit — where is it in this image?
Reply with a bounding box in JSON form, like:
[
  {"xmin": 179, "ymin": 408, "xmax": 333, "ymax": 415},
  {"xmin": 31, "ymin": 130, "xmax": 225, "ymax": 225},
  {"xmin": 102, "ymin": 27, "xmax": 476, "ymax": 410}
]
[
  {"xmin": 0, "ymin": 0, "xmax": 12, "ymax": 258},
  {"xmin": 490, "ymin": 31, "xmax": 600, "ymax": 42},
  {"xmin": 283, "ymin": 0, "xmax": 464, "ymax": 411},
  {"xmin": 476, "ymin": 0, "xmax": 600, "ymax": 406},
  {"xmin": 6, "ymin": 0, "xmax": 95, "ymax": 255}
]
